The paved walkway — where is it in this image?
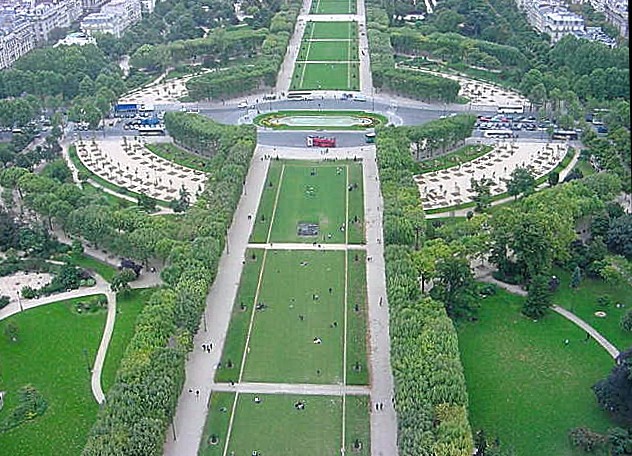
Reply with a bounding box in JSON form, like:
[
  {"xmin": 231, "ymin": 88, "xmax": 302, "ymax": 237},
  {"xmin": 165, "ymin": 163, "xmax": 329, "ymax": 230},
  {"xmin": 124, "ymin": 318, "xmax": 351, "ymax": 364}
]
[
  {"xmin": 247, "ymin": 242, "xmax": 366, "ymax": 250},
  {"xmin": 475, "ymin": 264, "xmax": 621, "ymax": 359},
  {"xmin": 212, "ymin": 381, "xmax": 370, "ymax": 396},
  {"xmin": 425, "ymin": 147, "xmax": 580, "ymax": 219}
]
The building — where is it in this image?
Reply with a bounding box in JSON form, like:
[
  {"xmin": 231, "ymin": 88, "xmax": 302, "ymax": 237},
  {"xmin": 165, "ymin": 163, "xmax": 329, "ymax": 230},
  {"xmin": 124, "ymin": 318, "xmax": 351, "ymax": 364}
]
[
  {"xmin": 81, "ymin": 0, "xmax": 140, "ymax": 37},
  {"xmin": 532, "ymin": 4, "xmax": 585, "ymax": 43},
  {"xmin": 22, "ymin": 0, "xmax": 83, "ymax": 42},
  {"xmin": 0, "ymin": 16, "xmax": 35, "ymax": 69},
  {"xmin": 602, "ymin": 0, "xmax": 628, "ymax": 38},
  {"xmin": 54, "ymin": 30, "xmax": 95, "ymax": 46}
]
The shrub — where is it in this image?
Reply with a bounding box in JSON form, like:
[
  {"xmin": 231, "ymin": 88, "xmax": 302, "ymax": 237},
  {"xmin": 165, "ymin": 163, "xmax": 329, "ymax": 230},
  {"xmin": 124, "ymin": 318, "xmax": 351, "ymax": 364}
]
[
  {"xmin": 621, "ymin": 309, "xmax": 632, "ymax": 332},
  {"xmin": 0, "ymin": 385, "xmax": 48, "ymax": 432},
  {"xmin": 0, "ymin": 295, "xmax": 9, "ymax": 309}
]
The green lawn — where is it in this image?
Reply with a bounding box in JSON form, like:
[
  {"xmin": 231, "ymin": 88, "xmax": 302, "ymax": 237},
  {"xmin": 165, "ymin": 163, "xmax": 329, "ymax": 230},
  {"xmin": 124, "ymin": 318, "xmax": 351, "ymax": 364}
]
[
  {"xmin": 66, "ymin": 253, "xmax": 118, "ymax": 283},
  {"xmin": 297, "ymin": 40, "xmax": 358, "ymax": 62},
  {"xmin": 101, "ymin": 288, "xmax": 151, "ymax": 392},
  {"xmin": 551, "ymin": 268, "xmax": 632, "ymax": 351},
  {"xmin": 346, "ymin": 251, "xmax": 368, "ymax": 385},
  {"xmin": 291, "ymin": 62, "xmax": 360, "ymax": 91},
  {"xmin": 458, "ymin": 288, "xmax": 616, "ymax": 455},
  {"xmin": 0, "ymin": 297, "xmax": 106, "ymax": 455},
  {"xmin": 304, "ymin": 21, "xmax": 357, "ymax": 40},
  {"xmin": 310, "ymin": 0, "xmax": 356, "ymax": 14},
  {"xmin": 215, "ymin": 250, "xmax": 264, "ymax": 383},
  {"xmin": 251, "ymin": 161, "xmax": 363, "ymax": 244},
  {"xmin": 145, "ymin": 142, "xmax": 214, "ymax": 172},
  {"xmin": 345, "ymin": 395, "xmax": 371, "ymax": 455},
  {"xmin": 242, "ymin": 250, "xmax": 346, "ymax": 384}
]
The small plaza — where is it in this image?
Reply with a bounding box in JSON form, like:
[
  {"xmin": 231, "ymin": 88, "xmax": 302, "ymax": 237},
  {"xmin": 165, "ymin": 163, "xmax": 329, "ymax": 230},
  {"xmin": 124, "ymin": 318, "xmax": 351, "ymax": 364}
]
[
  {"xmin": 415, "ymin": 141, "xmax": 567, "ymax": 210},
  {"xmin": 74, "ymin": 137, "xmax": 207, "ymax": 202}
]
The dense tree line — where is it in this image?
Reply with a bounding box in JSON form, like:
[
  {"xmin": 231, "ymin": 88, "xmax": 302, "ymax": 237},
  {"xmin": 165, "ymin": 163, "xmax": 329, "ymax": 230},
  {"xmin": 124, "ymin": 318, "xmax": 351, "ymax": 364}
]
[
  {"xmin": 376, "ymin": 124, "xmax": 475, "ymax": 454},
  {"xmin": 367, "ymin": 7, "xmax": 461, "ymax": 102}
]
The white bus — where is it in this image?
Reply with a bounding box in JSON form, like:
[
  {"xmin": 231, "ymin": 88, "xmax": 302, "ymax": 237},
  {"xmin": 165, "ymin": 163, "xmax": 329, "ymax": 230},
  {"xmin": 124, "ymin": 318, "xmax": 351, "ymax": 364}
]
[
  {"xmin": 497, "ymin": 105, "xmax": 524, "ymax": 114},
  {"xmin": 484, "ymin": 129, "xmax": 514, "ymax": 138},
  {"xmin": 138, "ymin": 125, "xmax": 165, "ymax": 136}
]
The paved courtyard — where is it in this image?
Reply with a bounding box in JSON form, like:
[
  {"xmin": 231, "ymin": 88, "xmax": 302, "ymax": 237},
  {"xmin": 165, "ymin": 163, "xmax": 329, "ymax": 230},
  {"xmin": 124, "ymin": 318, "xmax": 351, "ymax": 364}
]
[
  {"xmin": 0, "ymin": 272, "xmax": 53, "ymax": 301},
  {"xmin": 415, "ymin": 141, "xmax": 567, "ymax": 210},
  {"xmin": 75, "ymin": 137, "xmax": 207, "ymax": 202}
]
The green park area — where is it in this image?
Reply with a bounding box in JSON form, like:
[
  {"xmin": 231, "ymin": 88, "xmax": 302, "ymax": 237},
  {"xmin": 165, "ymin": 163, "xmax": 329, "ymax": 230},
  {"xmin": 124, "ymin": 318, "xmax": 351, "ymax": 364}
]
[
  {"xmin": 291, "ymin": 62, "xmax": 360, "ymax": 91},
  {"xmin": 303, "ymin": 21, "xmax": 357, "ymax": 40},
  {"xmin": 0, "ymin": 297, "xmax": 106, "ymax": 455},
  {"xmin": 217, "ymin": 249, "xmax": 368, "ymax": 385},
  {"xmin": 199, "ymin": 392, "xmax": 370, "ymax": 456},
  {"xmin": 250, "ymin": 160, "xmax": 364, "ymax": 244},
  {"xmin": 310, "ymin": 0, "xmax": 357, "ymax": 14},
  {"xmin": 297, "ymin": 40, "xmax": 358, "ymax": 62},
  {"xmin": 458, "ymin": 288, "xmax": 618, "ymax": 455}
]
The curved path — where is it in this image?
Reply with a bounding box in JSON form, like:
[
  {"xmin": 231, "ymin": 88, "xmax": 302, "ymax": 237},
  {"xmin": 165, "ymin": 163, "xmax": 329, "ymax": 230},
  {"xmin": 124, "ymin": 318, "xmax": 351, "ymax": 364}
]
[{"xmin": 475, "ymin": 265, "xmax": 621, "ymax": 359}]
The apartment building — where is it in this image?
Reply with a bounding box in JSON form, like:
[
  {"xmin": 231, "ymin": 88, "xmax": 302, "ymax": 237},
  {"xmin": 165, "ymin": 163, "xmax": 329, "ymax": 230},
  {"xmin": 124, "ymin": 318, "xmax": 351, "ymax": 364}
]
[
  {"xmin": 80, "ymin": 0, "xmax": 141, "ymax": 37},
  {"xmin": 0, "ymin": 15, "xmax": 34, "ymax": 69}
]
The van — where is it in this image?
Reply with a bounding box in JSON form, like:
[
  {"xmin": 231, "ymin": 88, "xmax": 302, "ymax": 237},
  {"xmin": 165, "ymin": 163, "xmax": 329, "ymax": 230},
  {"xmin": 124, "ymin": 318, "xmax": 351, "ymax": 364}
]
[
  {"xmin": 238, "ymin": 101, "xmax": 248, "ymax": 109},
  {"xmin": 354, "ymin": 94, "xmax": 367, "ymax": 102}
]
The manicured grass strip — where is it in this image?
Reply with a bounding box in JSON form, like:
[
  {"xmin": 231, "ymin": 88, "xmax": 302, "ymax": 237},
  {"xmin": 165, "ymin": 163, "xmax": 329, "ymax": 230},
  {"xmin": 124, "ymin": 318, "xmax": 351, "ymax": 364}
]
[
  {"xmin": 291, "ymin": 63, "xmax": 360, "ymax": 91},
  {"xmin": 310, "ymin": 0, "xmax": 356, "ymax": 14},
  {"xmin": 144, "ymin": 142, "xmax": 213, "ymax": 172},
  {"xmin": 101, "ymin": 288, "xmax": 151, "ymax": 393},
  {"xmin": 345, "ymin": 395, "xmax": 371, "ymax": 455},
  {"xmin": 250, "ymin": 162, "xmax": 283, "ymax": 243},
  {"xmin": 225, "ymin": 393, "xmax": 343, "ymax": 455},
  {"xmin": 268, "ymin": 162, "xmax": 348, "ymax": 244},
  {"xmin": 303, "ymin": 21, "xmax": 358, "ymax": 40},
  {"xmin": 242, "ymin": 250, "xmax": 346, "ymax": 384},
  {"xmin": 68, "ymin": 145, "xmax": 168, "ymax": 206},
  {"xmin": 297, "ymin": 40, "xmax": 359, "ymax": 62},
  {"xmin": 346, "ymin": 251, "xmax": 368, "ymax": 385},
  {"xmin": 82, "ymin": 183, "xmax": 132, "ymax": 208},
  {"xmin": 347, "ymin": 162, "xmax": 364, "ymax": 244},
  {"xmin": 216, "ymin": 250, "xmax": 264, "ymax": 383},
  {"xmin": 198, "ymin": 392, "xmax": 235, "ymax": 456},
  {"xmin": 551, "ymin": 267, "xmax": 632, "ymax": 351},
  {"xmin": 0, "ymin": 297, "xmax": 106, "ymax": 456},
  {"xmin": 254, "ymin": 110, "xmax": 387, "ymax": 131},
  {"xmin": 457, "ymin": 288, "xmax": 614, "ymax": 456}
]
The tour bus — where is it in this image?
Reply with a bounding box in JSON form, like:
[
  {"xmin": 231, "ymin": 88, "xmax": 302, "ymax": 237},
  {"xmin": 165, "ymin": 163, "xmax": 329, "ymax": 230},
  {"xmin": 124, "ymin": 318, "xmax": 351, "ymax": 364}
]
[
  {"xmin": 483, "ymin": 129, "xmax": 514, "ymax": 139},
  {"xmin": 306, "ymin": 135, "xmax": 336, "ymax": 147},
  {"xmin": 287, "ymin": 91, "xmax": 313, "ymax": 101},
  {"xmin": 551, "ymin": 129, "xmax": 579, "ymax": 140},
  {"xmin": 365, "ymin": 131, "xmax": 376, "ymax": 143},
  {"xmin": 138, "ymin": 125, "xmax": 166, "ymax": 136},
  {"xmin": 497, "ymin": 105, "xmax": 524, "ymax": 114}
]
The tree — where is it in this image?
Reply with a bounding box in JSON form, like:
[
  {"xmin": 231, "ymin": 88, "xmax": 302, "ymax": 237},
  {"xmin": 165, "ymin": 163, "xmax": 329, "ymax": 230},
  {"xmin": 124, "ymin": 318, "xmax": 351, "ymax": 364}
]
[
  {"xmin": 607, "ymin": 214, "xmax": 632, "ymax": 259},
  {"xmin": 570, "ymin": 266, "xmax": 582, "ymax": 290},
  {"xmin": 507, "ymin": 166, "xmax": 536, "ymax": 200},
  {"xmin": 110, "ymin": 268, "xmax": 137, "ymax": 293},
  {"xmin": 522, "ymin": 274, "xmax": 551, "ymax": 319},
  {"xmin": 547, "ymin": 171, "xmax": 559, "ymax": 186},
  {"xmin": 620, "ymin": 309, "xmax": 632, "ymax": 332},
  {"xmin": 471, "ymin": 177, "xmax": 494, "ymax": 212},
  {"xmin": 170, "ymin": 185, "xmax": 190, "ymax": 213},
  {"xmin": 592, "ymin": 348, "xmax": 632, "ymax": 424},
  {"xmin": 430, "ymin": 256, "xmax": 478, "ymax": 319}
]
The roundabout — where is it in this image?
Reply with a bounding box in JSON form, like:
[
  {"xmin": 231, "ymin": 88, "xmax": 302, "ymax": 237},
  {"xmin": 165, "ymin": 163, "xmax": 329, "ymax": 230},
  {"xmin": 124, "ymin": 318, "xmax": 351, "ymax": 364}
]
[{"xmin": 254, "ymin": 110, "xmax": 388, "ymax": 130}]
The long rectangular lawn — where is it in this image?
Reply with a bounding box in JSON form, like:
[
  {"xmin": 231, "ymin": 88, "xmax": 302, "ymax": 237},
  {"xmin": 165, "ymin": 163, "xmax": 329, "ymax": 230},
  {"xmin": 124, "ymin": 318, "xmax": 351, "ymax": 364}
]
[
  {"xmin": 291, "ymin": 62, "xmax": 360, "ymax": 91},
  {"xmin": 303, "ymin": 21, "xmax": 357, "ymax": 39}
]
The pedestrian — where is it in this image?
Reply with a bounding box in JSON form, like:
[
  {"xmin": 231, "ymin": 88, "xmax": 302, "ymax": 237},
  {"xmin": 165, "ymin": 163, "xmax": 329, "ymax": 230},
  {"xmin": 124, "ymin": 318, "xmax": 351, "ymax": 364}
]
[
  {"xmin": 328, "ymin": 287, "xmax": 332, "ymax": 294},
  {"xmin": 195, "ymin": 390, "xmax": 200, "ymax": 400},
  {"xmin": 202, "ymin": 344, "xmax": 207, "ymax": 351},
  {"xmin": 375, "ymin": 403, "xmax": 379, "ymax": 411},
  {"xmin": 379, "ymin": 296, "xmax": 383, "ymax": 306},
  {"xmin": 379, "ymin": 403, "xmax": 384, "ymax": 411}
]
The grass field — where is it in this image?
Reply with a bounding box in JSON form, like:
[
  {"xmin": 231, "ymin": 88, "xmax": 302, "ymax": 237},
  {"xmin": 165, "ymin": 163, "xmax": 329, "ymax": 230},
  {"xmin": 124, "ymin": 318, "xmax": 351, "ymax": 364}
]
[
  {"xmin": 199, "ymin": 393, "xmax": 370, "ymax": 456},
  {"xmin": 101, "ymin": 288, "xmax": 151, "ymax": 392},
  {"xmin": 458, "ymin": 288, "xmax": 616, "ymax": 455},
  {"xmin": 310, "ymin": 0, "xmax": 356, "ymax": 14},
  {"xmin": 303, "ymin": 21, "xmax": 357, "ymax": 40},
  {"xmin": 0, "ymin": 297, "xmax": 106, "ymax": 455},
  {"xmin": 217, "ymin": 249, "xmax": 369, "ymax": 385},
  {"xmin": 291, "ymin": 62, "xmax": 360, "ymax": 91},
  {"xmin": 297, "ymin": 40, "xmax": 359, "ymax": 62},
  {"xmin": 250, "ymin": 160, "xmax": 364, "ymax": 244}
]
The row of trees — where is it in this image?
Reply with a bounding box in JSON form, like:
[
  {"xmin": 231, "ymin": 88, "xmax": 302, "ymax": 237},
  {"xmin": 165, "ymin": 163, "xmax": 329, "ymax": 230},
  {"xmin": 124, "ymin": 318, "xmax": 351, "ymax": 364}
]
[
  {"xmin": 184, "ymin": 2, "xmax": 300, "ymax": 101},
  {"xmin": 367, "ymin": 10, "xmax": 462, "ymax": 103},
  {"xmin": 376, "ymin": 124, "xmax": 474, "ymax": 455}
]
